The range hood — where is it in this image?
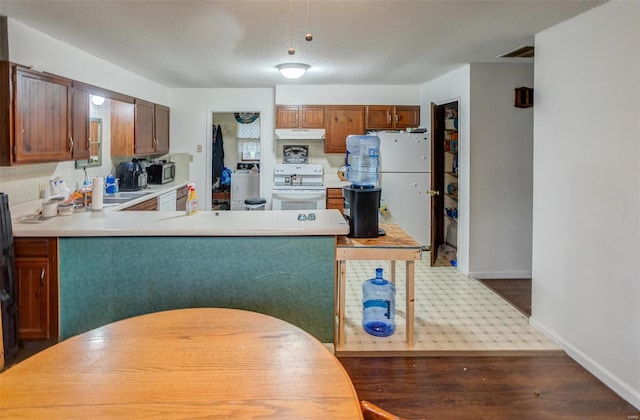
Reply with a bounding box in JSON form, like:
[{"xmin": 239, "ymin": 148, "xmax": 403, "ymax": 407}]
[{"xmin": 275, "ymin": 128, "xmax": 325, "ymax": 140}]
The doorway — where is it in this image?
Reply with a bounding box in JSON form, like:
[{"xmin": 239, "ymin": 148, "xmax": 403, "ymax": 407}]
[
  {"xmin": 430, "ymin": 101, "xmax": 459, "ymax": 266},
  {"xmin": 210, "ymin": 112, "xmax": 261, "ymax": 210}
]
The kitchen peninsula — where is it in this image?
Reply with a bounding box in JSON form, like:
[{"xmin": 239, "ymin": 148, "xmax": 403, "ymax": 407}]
[{"xmin": 13, "ymin": 209, "xmax": 349, "ymax": 343}]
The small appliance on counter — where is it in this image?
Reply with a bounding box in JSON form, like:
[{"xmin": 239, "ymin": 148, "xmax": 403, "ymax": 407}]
[
  {"xmin": 116, "ymin": 159, "xmax": 147, "ymax": 191},
  {"xmin": 147, "ymin": 160, "xmax": 176, "ymax": 184}
]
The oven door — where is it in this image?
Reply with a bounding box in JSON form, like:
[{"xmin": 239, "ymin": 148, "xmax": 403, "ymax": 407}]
[{"xmin": 272, "ymin": 189, "xmax": 326, "ymax": 211}]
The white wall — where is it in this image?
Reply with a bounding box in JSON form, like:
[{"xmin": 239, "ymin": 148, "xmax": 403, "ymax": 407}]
[
  {"xmin": 468, "ymin": 64, "xmax": 533, "ymax": 278},
  {"xmin": 531, "ymin": 0, "xmax": 640, "ymax": 409},
  {"xmin": 276, "ymin": 85, "xmax": 420, "ymax": 105},
  {"xmin": 7, "ymin": 19, "xmax": 168, "ymax": 105},
  {"xmin": 168, "ymin": 88, "xmax": 275, "ymax": 210},
  {"xmin": 420, "ymin": 65, "xmax": 471, "ymax": 274}
]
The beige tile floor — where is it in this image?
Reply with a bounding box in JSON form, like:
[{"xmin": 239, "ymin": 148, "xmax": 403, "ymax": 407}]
[{"xmin": 339, "ymin": 256, "xmax": 561, "ymax": 356}]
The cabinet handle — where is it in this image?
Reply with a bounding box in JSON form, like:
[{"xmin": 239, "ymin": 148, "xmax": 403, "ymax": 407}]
[
  {"xmin": 68, "ymin": 137, "xmax": 74, "ymax": 152},
  {"xmin": 86, "ymin": 137, "xmax": 90, "ymax": 150},
  {"xmin": 387, "ymin": 114, "xmax": 391, "ymax": 124},
  {"xmin": 395, "ymin": 115, "xmax": 399, "ymax": 124},
  {"xmin": 40, "ymin": 268, "xmax": 45, "ymax": 285}
]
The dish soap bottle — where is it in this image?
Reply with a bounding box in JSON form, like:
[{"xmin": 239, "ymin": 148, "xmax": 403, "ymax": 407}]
[{"xmin": 185, "ymin": 183, "xmax": 199, "ymax": 215}]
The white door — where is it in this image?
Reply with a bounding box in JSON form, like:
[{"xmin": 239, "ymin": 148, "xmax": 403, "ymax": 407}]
[{"xmin": 379, "ymin": 172, "xmax": 430, "ymax": 248}]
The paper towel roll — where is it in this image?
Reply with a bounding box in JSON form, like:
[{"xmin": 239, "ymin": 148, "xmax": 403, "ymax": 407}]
[{"xmin": 92, "ymin": 177, "xmax": 104, "ymax": 211}]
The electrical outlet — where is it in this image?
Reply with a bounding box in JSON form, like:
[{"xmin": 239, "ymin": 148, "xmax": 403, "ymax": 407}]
[
  {"xmin": 39, "ymin": 185, "xmax": 45, "ymax": 199},
  {"xmin": 189, "ymin": 154, "xmax": 194, "ymax": 162},
  {"xmin": 196, "ymin": 144, "xmax": 203, "ymax": 153}
]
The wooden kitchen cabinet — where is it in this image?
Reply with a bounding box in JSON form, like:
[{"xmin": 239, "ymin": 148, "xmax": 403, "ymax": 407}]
[
  {"xmin": 324, "ymin": 106, "xmax": 365, "ymax": 154},
  {"xmin": 134, "ymin": 99, "xmax": 155, "ymax": 155},
  {"xmin": 5, "ymin": 65, "xmax": 73, "ymax": 165},
  {"xmin": 122, "ymin": 196, "xmax": 158, "ymax": 211},
  {"xmin": 326, "ymin": 188, "xmax": 344, "ymax": 213},
  {"xmin": 14, "ymin": 238, "xmax": 58, "ymax": 341},
  {"xmin": 71, "ymin": 82, "xmax": 91, "ymax": 160},
  {"xmin": 134, "ymin": 99, "xmax": 170, "ymax": 156},
  {"xmin": 154, "ymin": 104, "xmax": 170, "ymax": 154},
  {"xmin": 110, "ymin": 99, "xmax": 135, "ymax": 156},
  {"xmin": 276, "ymin": 105, "xmax": 324, "ymax": 129},
  {"xmin": 176, "ymin": 185, "xmax": 188, "ymax": 211},
  {"xmin": 365, "ymin": 105, "xmax": 420, "ymax": 130}
]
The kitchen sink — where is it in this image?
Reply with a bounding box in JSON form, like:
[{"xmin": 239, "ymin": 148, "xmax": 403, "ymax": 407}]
[{"xmin": 103, "ymin": 190, "xmax": 154, "ymax": 204}]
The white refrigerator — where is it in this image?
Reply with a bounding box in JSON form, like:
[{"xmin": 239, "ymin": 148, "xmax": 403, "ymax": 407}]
[{"xmin": 374, "ymin": 131, "xmax": 430, "ymax": 248}]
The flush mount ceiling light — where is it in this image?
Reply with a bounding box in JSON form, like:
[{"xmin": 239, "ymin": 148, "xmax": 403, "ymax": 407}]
[
  {"xmin": 276, "ymin": 63, "xmax": 310, "ymax": 79},
  {"xmin": 90, "ymin": 95, "xmax": 105, "ymax": 106}
]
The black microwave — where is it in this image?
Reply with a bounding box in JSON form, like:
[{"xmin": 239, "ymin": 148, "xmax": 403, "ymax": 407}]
[{"xmin": 147, "ymin": 162, "xmax": 175, "ymax": 184}]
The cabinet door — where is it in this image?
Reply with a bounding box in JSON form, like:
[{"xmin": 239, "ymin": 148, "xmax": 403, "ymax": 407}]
[
  {"xmin": 275, "ymin": 105, "xmax": 300, "ymax": 128},
  {"xmin": 326, "ymin": 188, "xmax": 344, "ymax": 213},
  {"xmin": 366, "ymin": 105, "xmax": 393, "ymax": 129},
  {"xmin": 154, "ymin": 104, "xmax": 170, "ymax": 154},
  {"xmin": 71, "ymin": 83, "xmax": 90, "ymax": 160},
  {"xmin": 110, "ymin": 100, "xmax": 135, "ymax": 156},
  {"xmin": 134, "ymin": 99, "xmax": 155, "ymax": 155},
  {"xmin": 122, "ymin": 197, "xmax": 158, "ymax": 211},
  {"xmin": 300, "ymin": 105, "xmax": 324, "ymax": 128},
  {"xmin": 324, "ymin": 106, "xmax": 365, "ymax": 154},
  {"xmin": 395, "ymin": 106, "xmax": 420, "ymax": 129},
  {"xmin": 14, "ymin": 238, "xmax": 58, "ymax": 341},
  {"xmin": 14, "ymin": 67, "xmax": 72, "ymax": 163}
]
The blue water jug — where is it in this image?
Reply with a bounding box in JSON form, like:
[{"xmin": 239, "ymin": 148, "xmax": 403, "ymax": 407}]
[
  {"xmin": 346, "ymin": 135, "xmax": 380, "ymax": 186},
  {"xmin": 362, "ymin": 267, "xmax": 395, "ymax": 337}
]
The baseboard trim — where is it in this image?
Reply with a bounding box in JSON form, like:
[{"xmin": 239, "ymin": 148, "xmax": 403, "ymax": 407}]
[
  {"xmin": 468, "ymin": 270, "xmax": 532, "ymax": 279},
  {"xmin": 530, "ymin": 316, "xmax": 640, "ymax": 411}
]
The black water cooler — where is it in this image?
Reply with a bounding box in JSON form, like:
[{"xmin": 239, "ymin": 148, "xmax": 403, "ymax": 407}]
[
  {"xmin": 343, "ymin": 185, "xmax": 382, "ymax": 238},
  {"xmin": 0, "ymin": 193, "xmax": 19, "ymax": 368}
]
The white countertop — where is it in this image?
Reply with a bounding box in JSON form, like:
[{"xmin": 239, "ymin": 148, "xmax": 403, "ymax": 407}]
[
  {"xmin": 13, "ymin": 208, "xmax": 349, "ymax": 237},
  {"xmin": 10, "ymin": 180, "xmax": 190, "ymax": 219}
]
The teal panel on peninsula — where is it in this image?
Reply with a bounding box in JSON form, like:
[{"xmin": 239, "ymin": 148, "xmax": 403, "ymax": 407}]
[{"xmin": 59, "ymin": 236, "xmax": 335, "ymax": 342}]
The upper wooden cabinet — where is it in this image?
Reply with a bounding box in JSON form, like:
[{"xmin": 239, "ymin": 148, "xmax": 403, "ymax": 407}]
[
  {"xmin": 112, "ymin": 99, "xmax": 169, "ymax": 157},
  {"xmin": 2, "ymin": 65, "xmax": 73, "ymax": 165},
  {"xmin": 365, "ymin": 105, "xmax": 420, "ymax": 130},
  {"xmin": 134, "ymin": 99, "xmax": 170, "ymax": 156},
  {"xmin": 71, "ymin": 83, "xmax": 91, "ymax": 161},
  {"xmin": 276, "ymin": 105, "xmax": 324, "ymax": 129},
  {"xmin": 154, "ymin": 104, "xmax": 170, "ymax": 154},
  {"xmin": 110, "ymin": 100, "xmax": 135, "ymax": 157},
  {"xmin": 324, "ymin": 106, "xmax": 365, "ymax": 154}
]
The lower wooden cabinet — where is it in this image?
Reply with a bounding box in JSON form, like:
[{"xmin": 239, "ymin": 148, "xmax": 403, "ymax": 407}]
[
  {"xmin": 326, "ymin": 188, "xmax": 344, "ymax": 213},
  {"xmin": 176, "ymin": 185, "xmax": 189, "ymax": 211},
  {"xmin": 122, "ymin": 196, "xmax": 158, "ymax": 211},
  {"xmin": 14, "ymin": 238, "xmax": 58, "ymax": 341}
]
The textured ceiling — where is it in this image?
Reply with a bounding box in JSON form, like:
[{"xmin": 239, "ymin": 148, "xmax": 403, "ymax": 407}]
[{"xmin": 0, "ymin": 0, "xmax": 604, "ymax": 88}]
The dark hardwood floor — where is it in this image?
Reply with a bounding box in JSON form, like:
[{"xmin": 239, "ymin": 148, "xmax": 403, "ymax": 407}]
[{"xmin": 339, "ymin": 279, "xmax": 639, "ymax": 419}]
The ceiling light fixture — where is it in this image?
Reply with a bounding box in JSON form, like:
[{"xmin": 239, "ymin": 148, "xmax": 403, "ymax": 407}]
[
  {"xmin": 276, "ymin": 63, "xmax": 310, "ymax": 80},
  {"xmin": 90, "ymin": 95, "xmax": 105, "ymax": 106}
]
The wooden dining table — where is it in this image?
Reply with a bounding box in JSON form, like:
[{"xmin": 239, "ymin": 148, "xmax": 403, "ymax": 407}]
[{"xmin": 0, "ymin": 308, "xmax": 363, "ymax": 419}]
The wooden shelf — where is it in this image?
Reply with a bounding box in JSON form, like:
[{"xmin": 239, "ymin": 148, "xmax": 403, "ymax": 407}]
[
  {"xmin": 445, "ymin": 193, "xmax": 458, "ymax": 201},
  {"xmin": 446, "ymin": 171, "xmax": 458, "ymax": 177}
]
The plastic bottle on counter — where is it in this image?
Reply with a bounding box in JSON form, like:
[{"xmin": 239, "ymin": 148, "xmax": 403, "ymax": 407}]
[
  {"xmin": 362, "ymin": 267, "xmax": 395, "ymax": 337},
  {"xmin": 185, "ymin": 183, "xmax": 199, "ymax": 215},
  {"xmin": 345, "ymin": 134, "xmax": 380, "ymax": 186}
]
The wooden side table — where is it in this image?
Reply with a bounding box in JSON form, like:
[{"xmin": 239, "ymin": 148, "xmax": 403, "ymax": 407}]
[{"xmin": 335, "ymin": 224, "xmax": 422, "ymax": 349}]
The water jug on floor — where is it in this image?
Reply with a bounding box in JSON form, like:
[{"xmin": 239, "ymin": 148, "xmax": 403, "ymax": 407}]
[
  {"xmin": 346, "ymin": 135, "xmax": 380, "ymax": 186},
  {"xmin": 362, "ymin": 267, "xmax": 395, "ymax": 337}
]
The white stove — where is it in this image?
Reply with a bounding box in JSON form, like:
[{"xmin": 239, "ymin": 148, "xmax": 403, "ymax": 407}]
[{"xmin": 272, "ymin": 164, "xmax": 326, "ymax": 210}]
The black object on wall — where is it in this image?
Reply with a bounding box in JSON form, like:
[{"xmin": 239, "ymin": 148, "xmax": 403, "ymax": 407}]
[
  {"xmin": 0, "ymin": 192, "xmax": 19, "ymax": 368},
  {"xmin": 515, "ymin": 87, "xmax": 534, "ymax": 108}
]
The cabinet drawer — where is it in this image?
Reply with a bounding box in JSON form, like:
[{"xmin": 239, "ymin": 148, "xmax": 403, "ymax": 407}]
[
  {"xmin": 327, "ymin": 188, "xmax": 343, "ymax": 199},
  {"xmin": 14, "ymin": 238, "xmax": 54, "ymax": 257}
]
